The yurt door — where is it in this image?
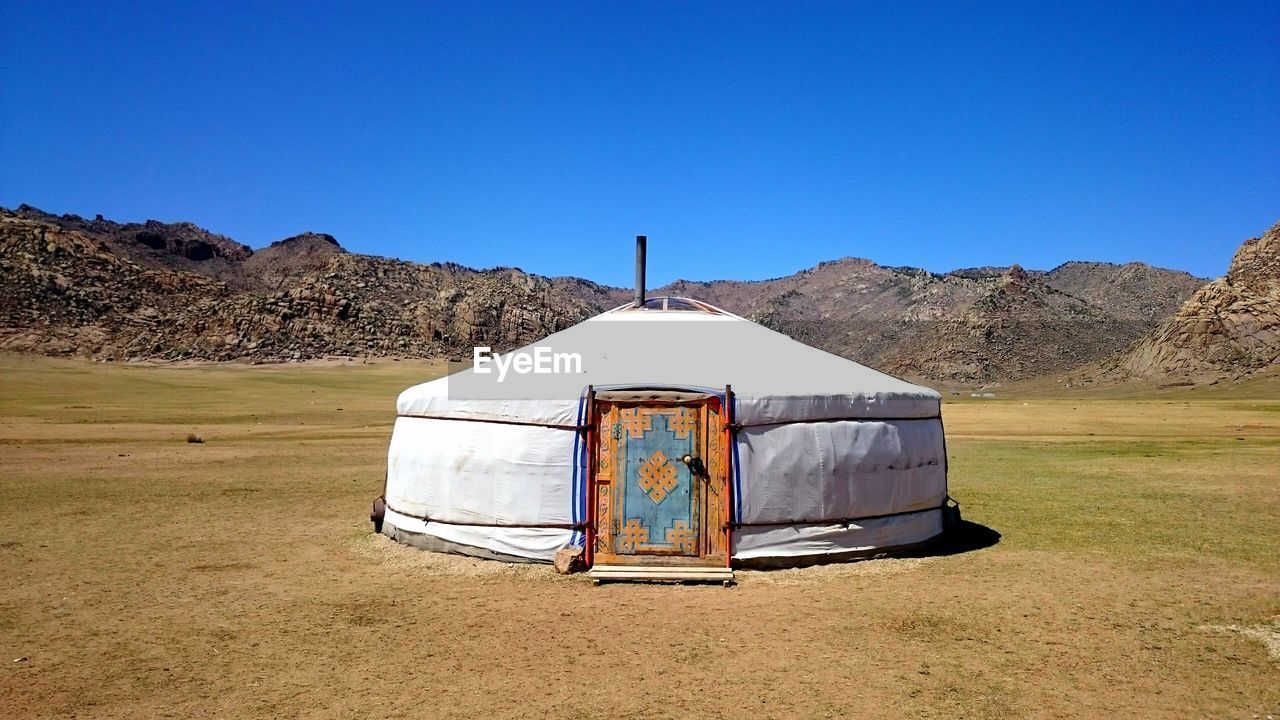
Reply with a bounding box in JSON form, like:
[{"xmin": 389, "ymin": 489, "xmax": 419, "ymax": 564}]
[{"xmin": 591, "ymin": 399, "xmax": 728, "ymax": 567}]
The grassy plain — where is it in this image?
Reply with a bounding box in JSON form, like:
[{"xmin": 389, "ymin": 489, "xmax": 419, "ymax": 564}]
[{"xmin": 1, "ymin": 354, "xmax": 1277, "ymax": 718}]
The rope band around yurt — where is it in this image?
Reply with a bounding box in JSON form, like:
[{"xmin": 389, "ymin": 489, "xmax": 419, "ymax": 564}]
[
  {"xmin": 727, "ymin": 501, "xmax": 948, "ymax": 529},
  {"xmin": 383, "ymin": 503, "xmax": 589, "ymax": 531}
]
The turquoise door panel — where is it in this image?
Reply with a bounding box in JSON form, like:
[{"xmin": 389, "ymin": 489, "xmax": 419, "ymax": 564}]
[{"xmin": 618, "ymin": 412, "xmax": 698, "ymax": 555}]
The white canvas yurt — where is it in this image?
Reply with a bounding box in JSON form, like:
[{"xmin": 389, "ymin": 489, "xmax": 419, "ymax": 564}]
[{"xmin": 382, "ymin": 240, "xmax": 950, "ymax": 578}]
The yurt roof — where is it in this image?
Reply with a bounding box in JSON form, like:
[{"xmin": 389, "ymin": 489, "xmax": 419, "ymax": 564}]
[{"xmin": 397, "ymin": 297, "xmax": 939, "ymax": 427}]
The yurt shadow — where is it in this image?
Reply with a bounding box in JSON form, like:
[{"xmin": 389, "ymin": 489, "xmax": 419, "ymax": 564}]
[
  {"xmin": 732, "ymin": 520, "xmax": 1001, "ymax": 571},
  {"xmin": 898, "ymin": 519, "xmax": 1002, "ymax": 559}
]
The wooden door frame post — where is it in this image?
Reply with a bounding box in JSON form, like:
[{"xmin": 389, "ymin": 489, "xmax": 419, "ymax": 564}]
[
  {"xmin": 584, "ymin": 385, "xmax": 596, "ymax": 568},
  {"xmin": 724, "ymin": 384, "xmax": 734, "ymax": 569}
]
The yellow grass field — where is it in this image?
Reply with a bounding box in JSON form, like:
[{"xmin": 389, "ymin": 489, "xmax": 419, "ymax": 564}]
[{"xmin": 1, "ymin": 354, "xmax": 1277, "ymax": 719}]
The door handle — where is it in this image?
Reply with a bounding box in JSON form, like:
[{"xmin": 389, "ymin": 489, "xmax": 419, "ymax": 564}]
[
  {"xmin": 681, "ymin": 454, "xmax": 708, "ymax": 480},
  {"xmin": 682, "ymin": 454, "xmax": 717, "ymax": 495}
]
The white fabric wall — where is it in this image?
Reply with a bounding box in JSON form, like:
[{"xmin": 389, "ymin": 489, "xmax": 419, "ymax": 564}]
[
  {"xmin": 382, "ymin": 414, "xmax": 947, "ymax": 563},
  {"xmin": 732, "ymin": 510, "xmax": 944, "ymax": 560},
  {"xmin": 736, "ymin": 418, "xmax": 947, "ymax": 525},
  {"xmin": 383, "ymin": 507, "xmax": 573, "ymax": 561},
  {"xmin": 385, "ymin": 416, "xmax": 576, "ymax": 526},
  {"xmin": 733, "ymin": 393, "xmax": 938, "ymax": 426}
]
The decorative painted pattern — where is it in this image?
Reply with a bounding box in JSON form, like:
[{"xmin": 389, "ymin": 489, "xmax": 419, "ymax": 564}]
[
  {"xmin": 668, "ymin": 407, "xmax": 698, "ymax": 439},
  {"xmin": 619, "ymin": 407, "xmax": 652, "ymax": 439},
  {"xmin": 703, "ymin": 403, "xmax": 726, "ymax": 558},
  {"xmin": 637, "ymin": 450, "xmax": 679, "ymax": 503},
  {"xmin": 593, "ymin": 404, "xmax": 617, "ymax": 557},
  {"xmin": 591, "ymin": 399, "xmax": 729, "ymax": 566},
  {"xmin": 617, "ymin": 518, "xmax": 649, "ymax": 552},
  {"xmin": 596, "ymin": 405, "xmax": 617, "ymax": 482},
  {"xmin": 595, "ymin": 485, "xmax": 612, "ymax": 555},
  {"xmin": 665, "ymin": 520, "xmax": 697, "ymax": 554},
  {"xmin": 619, "ymin": 412, "xmax": 694, "ymax": 554}
]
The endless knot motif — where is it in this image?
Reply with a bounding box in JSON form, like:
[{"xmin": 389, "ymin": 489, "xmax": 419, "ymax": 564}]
[
  {"xmin": 617, "ymin": 518, "xmax": 649, "ymax": 552},
  {"xmin": 667, "ymin": 408, "xmax": 698, "ymax": 439},
  {"xmin": 665, "ymin": 520, "xmax": 697, "ymax": 553},
  {"xmin": 619, "ymin": 408, "xmax": 652, "ymax": 438},
  {"xmin": 637, "ymin": 450, "xmax": 679, "ymax": 504}
]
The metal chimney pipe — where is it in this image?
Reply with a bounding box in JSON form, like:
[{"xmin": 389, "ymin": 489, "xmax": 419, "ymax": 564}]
[{"xmin": 634, "ymin": 235, "xmax": 647, "ymax": 308}]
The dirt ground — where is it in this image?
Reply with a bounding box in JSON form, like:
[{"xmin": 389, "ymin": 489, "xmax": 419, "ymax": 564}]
[{"xmin": 1, "ymin": 355, "xmax": 1277, "ymax": 719}]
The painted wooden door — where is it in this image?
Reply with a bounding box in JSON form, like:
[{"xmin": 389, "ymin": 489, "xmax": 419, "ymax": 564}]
[{"xmin": 592, "ymin": 400, "xmax": 728, "ymax": 566}]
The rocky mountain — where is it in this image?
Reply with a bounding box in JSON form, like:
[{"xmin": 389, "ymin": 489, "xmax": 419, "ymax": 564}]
[
  {"xmin": 1119, "ymin": 221, "xmax": 1280, "ymax": 379},
  {"xmin": 653, "ymin": 257, "xmax": 1203, "ymax": 383},
  {"xmin": 0, "ymin": 207, "xmax": 610, "ymax": 362},
  {"xmin": 0, "ymin": 204, "xmax": 1243, "ymax": 383},
  {"xmin": 7, "ymin": 204, "xmax": 253, "ymax": 279},
  {"xmin": 1041, "ymin": 261, "xmax": 1203, "ymax": 323}
]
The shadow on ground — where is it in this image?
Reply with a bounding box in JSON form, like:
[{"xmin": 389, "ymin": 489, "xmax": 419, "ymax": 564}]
[
  {"xmin": 738, "ymin": 520, "xmax": 1001, "ymax": 570},
  {"xmin": 903, "ymin": 520, "xmax": 1002, "ymax": 559}
]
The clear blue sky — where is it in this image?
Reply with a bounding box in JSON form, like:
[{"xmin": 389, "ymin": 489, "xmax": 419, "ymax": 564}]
[{"xmin": 2, "ymin": 1, "xmax": 1276, "ymax": 285}]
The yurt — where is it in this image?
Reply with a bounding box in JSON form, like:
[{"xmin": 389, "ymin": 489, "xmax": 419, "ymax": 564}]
[{"xmin": 381, "ymin": 240, "xmax": 950, "ymax": 580}]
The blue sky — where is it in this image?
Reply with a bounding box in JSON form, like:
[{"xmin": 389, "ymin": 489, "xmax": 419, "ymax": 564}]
[{"xmin": 2, "ymin": 1, "xmax": 1276, "ymax": 286}]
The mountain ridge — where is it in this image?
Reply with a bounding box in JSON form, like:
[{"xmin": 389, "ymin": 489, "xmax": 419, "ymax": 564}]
[{"xmin": 2, "ymin": 203, "xmax": 1266, "ymax": 384}]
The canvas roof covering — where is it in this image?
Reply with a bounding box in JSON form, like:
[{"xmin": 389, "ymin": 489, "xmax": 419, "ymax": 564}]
[{"xmin": 397, "ymin": 303, "xmax": 941, "ymax": 426}]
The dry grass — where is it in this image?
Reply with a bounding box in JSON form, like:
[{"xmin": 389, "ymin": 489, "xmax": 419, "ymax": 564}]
[{"xmin": 1, "ymin": 353, "xmax": 1278, "ymax": 719}]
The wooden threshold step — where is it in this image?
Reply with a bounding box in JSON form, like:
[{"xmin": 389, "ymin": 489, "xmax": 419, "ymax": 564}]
[{"xmin": 588, "ymin": 564, "xmax": 735, "ymax": 585}]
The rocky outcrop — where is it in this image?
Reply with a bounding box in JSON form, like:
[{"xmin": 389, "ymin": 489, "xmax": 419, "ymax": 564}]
[
  {"xmin": 1043, "ymin": 260, "xmax": 1204, "ymax": 324},
  {"xmin": 9, "ymin": 204, "xmax": 252, "ymax": 274},
  {"xmin": 658, "ymin": 257, "xmax": 1199, "ymax": 383},
  {"xmin": 1120, "ymin": 222, "xmax": 1280, "ymax": 378},
  {"xmin": 0, "ymin": 210, "xmax": 602, "ymax": 362},
  {"xmin": 874, "ymin": 265, "xmax": 1143, "ymax": 383}
]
